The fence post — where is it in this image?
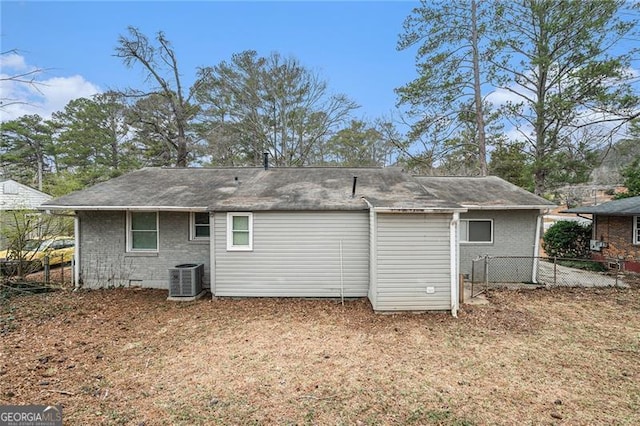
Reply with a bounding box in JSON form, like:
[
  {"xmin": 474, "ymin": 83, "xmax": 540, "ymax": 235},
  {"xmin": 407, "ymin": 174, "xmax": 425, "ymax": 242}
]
[
  {"xmin": 471, "ymin": 260, "xmax": 475, "ymax": 297},
  {"xmin": 60, "ymin": 255, "xmax": 64, "ymax": 285},
  {"xmin": 553, "ymin": 256, "xmax": 557, "ymax": 286},
  {"xmin": 43, "ymin": 256, "xmax": 50, "ymax": 285},
  {"xmin": 484, "ymin": 255, "xmax": 489, "ymax": 290}
]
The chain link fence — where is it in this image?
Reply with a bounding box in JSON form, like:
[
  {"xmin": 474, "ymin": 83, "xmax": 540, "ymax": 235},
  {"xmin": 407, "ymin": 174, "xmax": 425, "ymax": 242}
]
[
  {"xmin": 0, "ymin": 254, "xmax": 70, "ymax": 285},
  {"xmin": 470, "ymin": 255, "xmax": 625, "ymax": 297}
]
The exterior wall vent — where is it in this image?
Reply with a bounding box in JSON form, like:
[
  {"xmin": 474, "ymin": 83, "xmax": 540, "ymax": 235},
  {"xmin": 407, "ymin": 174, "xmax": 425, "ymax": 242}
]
[
  {"xmin": 3, "ymin": 181, "xmax": 19, "ymax": 195},
  {"xmin": 168, "ymin": 263, "xmax": 204, "ymax": 297}
]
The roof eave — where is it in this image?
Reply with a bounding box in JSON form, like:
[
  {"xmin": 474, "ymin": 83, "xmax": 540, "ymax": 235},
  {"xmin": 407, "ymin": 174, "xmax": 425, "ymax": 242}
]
[
  {"xmin": 40, "ymin": 205, "xmax": 209, "ymax": 212},
  {"xmin": 463, "ymin": 204, "xmax": 554, "ymax": 210},
  {"xmin": 372, "ymin": 207, "xmax": 467, "ymax": 214},
  {"xmin": 565, "ymin": 211, "xmax": 640, "ymax": 216}
]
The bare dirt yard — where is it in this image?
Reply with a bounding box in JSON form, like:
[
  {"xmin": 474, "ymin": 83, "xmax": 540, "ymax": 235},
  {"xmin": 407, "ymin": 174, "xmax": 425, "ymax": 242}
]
[{"xmin": 1, "ymin": 284, "xmax": 639, "ymax": 425}]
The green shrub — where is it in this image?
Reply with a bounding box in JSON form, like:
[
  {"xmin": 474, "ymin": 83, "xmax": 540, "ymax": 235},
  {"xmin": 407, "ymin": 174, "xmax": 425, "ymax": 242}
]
[{"xmin": 543, "ymin": 220, "xmax": 592, "ymax": 259}]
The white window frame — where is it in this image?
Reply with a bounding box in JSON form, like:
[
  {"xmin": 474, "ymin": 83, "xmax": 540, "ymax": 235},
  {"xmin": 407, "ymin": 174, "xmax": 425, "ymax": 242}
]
[
  {"xmin": 634, "ymin": 216, "xmax": 640, "ymax": 245},
  {"xmin": 190, "ymin": 212, "xmax": 211, "ymax": 241},
  {"xmin": 126, "ymin": 211, "xmax": 159, "ymax": 252},
  {"xmin": 460, "ymin": 219, "xmax": 493, "ymax": 244},
  {"xmin": 226, "ymin": 212, "xmax": 253, "ymax": 251}
]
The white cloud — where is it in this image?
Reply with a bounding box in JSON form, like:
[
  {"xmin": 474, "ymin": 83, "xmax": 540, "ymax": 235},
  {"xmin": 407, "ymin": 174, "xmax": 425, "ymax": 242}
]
[
  {"xmin": 0, "ymin": 54, "xmax": 101, "ymax": 122},
  {"xmin": 486, "ymin": 87, "xmax": 520, "ymax": 107},
  {"xmin": 37, "ymin": 75, "xmax": 101, "ymax": 114},
  {"xmin": 0, "ymin": 52, "xmax": 28, "ymax": 70}
]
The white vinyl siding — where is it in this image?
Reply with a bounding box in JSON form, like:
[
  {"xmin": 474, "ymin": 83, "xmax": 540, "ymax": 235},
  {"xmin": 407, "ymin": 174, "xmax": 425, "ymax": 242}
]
[
  {"xmin": 127, "ymin": 211, "xmax": 158, "ymax": 252},
  {"xmin": 227, "ymin": 212, "xmax": 253, "ymax": 251},
  {"xmin": 190, "ymin": 212, "xmax": 210, "ymax": 240},
  {"xmin": 0, "ymin": 179, "xmax": 52, "ymax": 211},
  {"xmin": 460, "ymin": 219, "xmax": 493, "ymax": 243},
  {"xmin": 634, "ymin": 216, "xmax": 639, "ymax": 245},
  {"xmin": 372, "ymin": 213, "xmax": 451, "ymax": 311},
  {"xmin": 214, "ymin": 211, "xmax": 369, "ymax": 297}
]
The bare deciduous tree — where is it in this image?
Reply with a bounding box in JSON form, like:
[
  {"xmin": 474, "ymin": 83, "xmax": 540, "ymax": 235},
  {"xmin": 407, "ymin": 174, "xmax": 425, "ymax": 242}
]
[{"xmin": 115, "ymin": 27, "xmax": 206, "ymax": 167}]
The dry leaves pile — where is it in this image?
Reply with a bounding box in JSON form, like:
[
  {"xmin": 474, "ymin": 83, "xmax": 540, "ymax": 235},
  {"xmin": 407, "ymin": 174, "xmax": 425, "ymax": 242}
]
[{"xmin": 1, "ymin": 285, "xmax": 638, "ymax": 425}]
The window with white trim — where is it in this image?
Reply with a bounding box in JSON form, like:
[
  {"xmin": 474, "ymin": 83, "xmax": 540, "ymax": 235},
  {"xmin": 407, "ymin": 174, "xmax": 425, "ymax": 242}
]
[
  {"xmin": 460, "ymin": 219, "xmax": 493, "ymax": 243},
  {"xmin": 190, "ymin": 212, "xmax": 210, "ymax": 240},
  {"xmin": 227, "ymin": 212, "xmax": 253, "ymax": 251},
  {"xmin": 127, "ymin": 211, "xmax": 158, "ymax": 251},
  {"xmin": 634, "ymin": 216, "xmax": 639, "ymax": 245}
]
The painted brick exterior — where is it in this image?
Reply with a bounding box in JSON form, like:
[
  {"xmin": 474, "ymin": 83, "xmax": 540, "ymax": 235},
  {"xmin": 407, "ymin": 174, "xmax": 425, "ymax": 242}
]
[
  {"xmin": 78, "ymin": 211, "xmax": 210, "ymax": 288},
  {"xmin": 593, "ymin": 215, "xmax": 640, "ymax": 273},
  {"xmin": 459, "ymin": 209, "xmax": 540, "ymax": 282}
]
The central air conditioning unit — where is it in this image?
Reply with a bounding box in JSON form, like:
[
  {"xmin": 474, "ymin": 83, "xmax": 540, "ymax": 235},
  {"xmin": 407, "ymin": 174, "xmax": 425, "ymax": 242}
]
[
  {"xmin": 589, "ymin": 240, "xmax": 607, "ymax": 251},
  {"xmin": 168, "ymin": 263, "xmax": 204, "ymax": 297}
]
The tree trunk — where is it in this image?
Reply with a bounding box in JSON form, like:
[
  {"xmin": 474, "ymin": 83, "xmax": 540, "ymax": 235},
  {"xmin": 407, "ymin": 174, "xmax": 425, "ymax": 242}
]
[
  {"xmin": 109, "ymin": 117, "xmax": 119, "ymax": 170},
  {"xmin": 33, "ymin": 137, "xmax": 44, "ymax": 191},
  {"xmin": 532, "ymin": 6, "xmax": 549, "ymax": 196},
  {"xmin": 175, "ymin": 133, "xmax": 188, "ymax": 167},
  {"xmin": 471, "ymin": 0, "xmax": 487, "ymax": 176}
]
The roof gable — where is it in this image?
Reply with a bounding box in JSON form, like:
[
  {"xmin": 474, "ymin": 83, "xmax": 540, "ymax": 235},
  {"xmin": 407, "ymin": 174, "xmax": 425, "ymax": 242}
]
[{"xmin": 0, "ymin": 179, "xmax": 52, "ymax": 210}]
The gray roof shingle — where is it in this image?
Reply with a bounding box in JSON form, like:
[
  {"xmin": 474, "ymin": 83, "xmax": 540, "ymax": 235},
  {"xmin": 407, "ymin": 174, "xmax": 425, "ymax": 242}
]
[
  {"xmin": 415, "ymin": 176, "xmax": 554, "ymax": 209},
  {"xmin": 42, "ymin": 167, "xmax": 463, "ymax": 212},
  {"xmin": 42, "ymin": 168, "xmax": 554, "ymax": 212},
  {"xmin": 564, "ymin": 196, "xmax": 640, "ymax": 215}
]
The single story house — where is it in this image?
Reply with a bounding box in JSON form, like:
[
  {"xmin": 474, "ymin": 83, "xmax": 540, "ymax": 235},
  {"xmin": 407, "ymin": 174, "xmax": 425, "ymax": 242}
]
[
  {"xmin": 564, "ymin": 196, "xmax": 640, "ymax": 273},
  {"xmin": 0, "ymin": 179, "xmax": 53, "ymax": 249},
  {"xmin": 41, "ymin": 167, "xmax": 553, "ymax": 315}
]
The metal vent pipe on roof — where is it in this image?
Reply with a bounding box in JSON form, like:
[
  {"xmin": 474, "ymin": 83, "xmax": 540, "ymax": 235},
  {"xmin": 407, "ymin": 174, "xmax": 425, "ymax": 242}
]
[
  {"xmin": 263, "ymin": 152, "xmax": 269, "ymax": 170},
  {"xmin": 352, "ymin": 176, "xmax": 358, "ymax": 198}
]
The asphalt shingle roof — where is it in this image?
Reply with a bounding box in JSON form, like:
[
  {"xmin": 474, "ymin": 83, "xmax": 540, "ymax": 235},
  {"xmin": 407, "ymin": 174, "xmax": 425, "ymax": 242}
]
[
  {"xmin": 564, "ymin": 196, "xmax": 640, "ymax": 215},
  {"xmin": 42, "ymin": 167, "xmax": 463, "ymax": 212},
  {"xmin": 42, "ymin": 168, "xmax": 554, "ymax": 212},
  {"xmin": 414, "ymin": 176, "xmax": 554, "ymax": 209}
]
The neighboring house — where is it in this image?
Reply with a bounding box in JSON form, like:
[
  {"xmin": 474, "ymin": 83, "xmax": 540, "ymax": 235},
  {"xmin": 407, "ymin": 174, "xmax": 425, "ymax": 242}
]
[
  {"xmin": 0, "ymin": 179, "xmax": 53, "ymax": 249},
  {"xmin": 564, "ymin": 196, "xmax": 640, "ymax": 273},
  {"xmin": 41, "ymin": 167, "xmax": 552, "ymax": 314},
  {"xmin": 415, "ymin": 176, "xmax": 554, "ymax": 282}
]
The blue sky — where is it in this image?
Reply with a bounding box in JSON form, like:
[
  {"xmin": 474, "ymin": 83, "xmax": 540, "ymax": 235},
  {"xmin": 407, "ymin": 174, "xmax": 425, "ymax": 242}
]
[{"xmin": 0, "ymin": 1, "xmax": 420, "ymax": 122}]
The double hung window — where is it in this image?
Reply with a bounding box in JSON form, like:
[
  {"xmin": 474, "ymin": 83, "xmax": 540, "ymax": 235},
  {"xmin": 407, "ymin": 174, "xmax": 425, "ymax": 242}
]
[
  {"xmin": 128, "ymin": 211, "xmax": 158, "ymax": 251},
  {"xmin": 227, "ymin": 213, "xmax": 253, "ymax": 251}
]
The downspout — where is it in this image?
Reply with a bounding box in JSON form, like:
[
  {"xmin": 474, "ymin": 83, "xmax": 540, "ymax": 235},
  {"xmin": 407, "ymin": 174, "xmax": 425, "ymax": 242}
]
[
  {"xmin": 209, "ymin": 211, "xmax": 216, "ymax": 299},
  {"xmin": 362, "ymin": 198, "xmax": 377, "ymax": 310},
  {"xmin": 74, "ymin": 213, "xmax": 80, "ymax": 290},
  {"xmin": 450, "ymin": 212, "xmax": 460, "ymax": 317},
  {"xmin": 532, "ymin": 210, "xmax": 545, "ymax": 284}
]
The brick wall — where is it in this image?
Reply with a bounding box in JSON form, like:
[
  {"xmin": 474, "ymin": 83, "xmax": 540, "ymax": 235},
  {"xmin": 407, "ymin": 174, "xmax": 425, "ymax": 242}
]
[
  {"xmin": 459, "ymin": 209, "xmax": 540, "ymax": 281},
  {"xmin": 78, "ymin": 211, "xmax": 210, "ymax": 288},
  {"xmin": 595, "ymin": 215, "xmax": 640, "ymax": 273}
]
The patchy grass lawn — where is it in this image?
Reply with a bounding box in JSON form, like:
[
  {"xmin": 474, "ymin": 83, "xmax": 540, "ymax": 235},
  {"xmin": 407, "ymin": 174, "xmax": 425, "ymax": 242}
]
[{"xmin": 1, "ymin": 286, "xmax": 639, "ymax": 425}]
